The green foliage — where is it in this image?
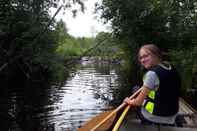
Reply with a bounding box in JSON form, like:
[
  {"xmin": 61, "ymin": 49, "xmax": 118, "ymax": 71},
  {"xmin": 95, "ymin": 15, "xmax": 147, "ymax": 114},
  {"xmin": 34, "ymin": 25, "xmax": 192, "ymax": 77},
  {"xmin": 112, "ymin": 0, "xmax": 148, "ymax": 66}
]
[
  {"xmin": 98, "ymin": 0, "xmax": 197, "ymax": 50},
  {"xmin": 54, "ymin": 21, "xmax": 95, "ymax": 59},
  {"xmin": 0, "ymin": 0, "xmax": 55, "ymax": 65},
  {"xmin": 54, "ymin": 29, "xmax": 125, "ymax": 66},
  {"xmin": 169, "ymin": 45, "xmax": 197, "ymax": 88},
  {"xmin": 97, "ymin": 0, "xmax": 197, "ymax": 95},
  {"xmin": 0, "ymin": 0, "xmax": 86, "ymax": 82},
  {"xmin": 77, "ymin": 37, "xmax": 94, "ymax": 52},
  {"xmin": 91, "ymin": 32, "xmax": 121, "ymax": 59},
  {"xmin": 56, "ymin": 37, "xmax": 83, "ymax": 57}
]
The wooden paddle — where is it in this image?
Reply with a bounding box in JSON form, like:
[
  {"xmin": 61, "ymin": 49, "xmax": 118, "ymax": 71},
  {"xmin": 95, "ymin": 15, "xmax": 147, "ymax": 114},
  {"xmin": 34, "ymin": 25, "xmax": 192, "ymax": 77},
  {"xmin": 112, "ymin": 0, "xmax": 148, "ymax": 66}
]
[{"xmin": 77, "ymin": 87, "xmax": 142, "ymax": 131}]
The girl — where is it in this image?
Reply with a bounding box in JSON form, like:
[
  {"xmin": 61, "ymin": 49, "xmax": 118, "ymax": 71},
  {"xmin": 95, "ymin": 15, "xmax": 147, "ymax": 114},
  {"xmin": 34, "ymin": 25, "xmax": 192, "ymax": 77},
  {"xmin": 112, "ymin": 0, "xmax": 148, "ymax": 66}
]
[{"xmin": 124, "ymin": 44, "xmax": 180, "ymax": 125}]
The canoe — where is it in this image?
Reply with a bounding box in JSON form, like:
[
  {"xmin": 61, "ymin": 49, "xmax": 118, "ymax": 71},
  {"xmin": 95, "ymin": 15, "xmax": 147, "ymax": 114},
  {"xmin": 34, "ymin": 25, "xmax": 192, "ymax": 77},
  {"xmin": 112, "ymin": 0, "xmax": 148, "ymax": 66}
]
[{"xmin": 113, "ymin": 98, "xmax": 197, "ymax": 131}]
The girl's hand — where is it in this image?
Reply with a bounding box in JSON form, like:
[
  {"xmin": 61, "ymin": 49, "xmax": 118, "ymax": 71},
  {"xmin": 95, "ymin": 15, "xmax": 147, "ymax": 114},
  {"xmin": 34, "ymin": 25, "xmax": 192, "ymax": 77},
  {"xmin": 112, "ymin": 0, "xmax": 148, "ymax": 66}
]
[
  {"xmin": 124, "ymin": 86, "xmax": 151, "ymax": 106},
  {"xmin": 123, "ymin": 97, "xmax": 135, "ymax": 105}
]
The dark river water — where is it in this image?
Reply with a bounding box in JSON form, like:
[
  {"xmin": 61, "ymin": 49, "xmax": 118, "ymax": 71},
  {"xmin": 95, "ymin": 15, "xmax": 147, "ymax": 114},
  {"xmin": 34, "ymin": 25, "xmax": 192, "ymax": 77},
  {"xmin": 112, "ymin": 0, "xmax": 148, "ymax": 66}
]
[{"xmin": 1, "ymin": 58, "xmax": 129, "ymax": 131}]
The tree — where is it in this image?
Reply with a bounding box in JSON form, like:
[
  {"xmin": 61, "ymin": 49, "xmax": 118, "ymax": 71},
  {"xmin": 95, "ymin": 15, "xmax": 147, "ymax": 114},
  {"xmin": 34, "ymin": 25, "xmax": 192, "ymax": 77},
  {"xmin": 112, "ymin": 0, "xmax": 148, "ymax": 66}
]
[
  {"xmin": 97, "ymin": 0, "xmax": 197, "ymax": 103},
  {"xmin": 0, "ymin": 0, "xmax": 86, "ymax": 82},
  {"xmin": 97, "ymin": 0, "xmax": 197, "ymax": 50}
]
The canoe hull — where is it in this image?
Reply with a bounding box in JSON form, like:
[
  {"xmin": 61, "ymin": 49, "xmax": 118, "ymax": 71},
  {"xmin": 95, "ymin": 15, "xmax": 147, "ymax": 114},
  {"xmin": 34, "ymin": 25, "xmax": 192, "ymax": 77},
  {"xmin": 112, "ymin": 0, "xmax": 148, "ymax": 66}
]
[{"xmin": 117, "ymin": 98, "xmax": 197, "ymax": 131}]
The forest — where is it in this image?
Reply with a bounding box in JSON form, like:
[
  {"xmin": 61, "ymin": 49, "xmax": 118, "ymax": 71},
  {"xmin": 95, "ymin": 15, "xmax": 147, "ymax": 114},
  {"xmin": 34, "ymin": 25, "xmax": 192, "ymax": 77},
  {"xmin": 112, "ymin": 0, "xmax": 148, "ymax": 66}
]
[{"xmin": 0, "ymin": 0, "xmax": 196, "ymax": 106}]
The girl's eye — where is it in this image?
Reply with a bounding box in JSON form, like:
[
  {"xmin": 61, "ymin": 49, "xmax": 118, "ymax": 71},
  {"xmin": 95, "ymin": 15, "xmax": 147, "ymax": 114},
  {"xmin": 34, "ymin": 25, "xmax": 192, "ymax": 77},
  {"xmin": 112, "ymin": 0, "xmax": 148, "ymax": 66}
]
[{"xmin": 139, "ymin": 54, "xmax": 150, "ymax": 60}]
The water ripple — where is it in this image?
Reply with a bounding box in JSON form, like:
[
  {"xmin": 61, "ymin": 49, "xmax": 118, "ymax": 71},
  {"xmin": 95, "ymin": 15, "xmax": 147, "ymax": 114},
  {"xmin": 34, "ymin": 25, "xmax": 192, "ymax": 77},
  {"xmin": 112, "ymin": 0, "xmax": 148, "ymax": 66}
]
[{"xmin": 39, "ymin": 62, "xmax": 120, "ymax": 130}]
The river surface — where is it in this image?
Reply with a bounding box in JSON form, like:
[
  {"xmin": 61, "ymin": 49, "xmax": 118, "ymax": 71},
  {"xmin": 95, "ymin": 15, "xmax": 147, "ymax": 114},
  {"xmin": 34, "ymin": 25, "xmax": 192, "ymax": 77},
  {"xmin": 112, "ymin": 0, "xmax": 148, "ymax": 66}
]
[{"xmin": 2, "ymin": 58, "xmax": 128, "ymax": 131}]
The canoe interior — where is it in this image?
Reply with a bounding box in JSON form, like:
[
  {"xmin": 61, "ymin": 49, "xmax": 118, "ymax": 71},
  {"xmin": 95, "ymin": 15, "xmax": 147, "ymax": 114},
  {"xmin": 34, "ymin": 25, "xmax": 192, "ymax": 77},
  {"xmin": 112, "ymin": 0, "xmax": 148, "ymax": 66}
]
[{"xmin": 118, "ymin": 98, "xmax": 197, "ymax": 131}]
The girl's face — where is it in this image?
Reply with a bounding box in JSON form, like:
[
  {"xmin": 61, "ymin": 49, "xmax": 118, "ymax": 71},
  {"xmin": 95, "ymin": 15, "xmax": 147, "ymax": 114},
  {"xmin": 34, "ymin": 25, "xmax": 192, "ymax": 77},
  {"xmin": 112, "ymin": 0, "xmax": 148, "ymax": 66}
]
[{"xmin": 138, "ymin": 48, "xmax": 160, "ymax": 69}]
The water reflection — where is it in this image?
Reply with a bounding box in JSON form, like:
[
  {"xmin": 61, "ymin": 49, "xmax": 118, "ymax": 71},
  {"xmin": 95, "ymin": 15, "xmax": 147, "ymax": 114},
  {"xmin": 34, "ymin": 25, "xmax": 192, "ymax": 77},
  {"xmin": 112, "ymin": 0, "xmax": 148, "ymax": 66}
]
[
  {"xmin": 48, "ymin": 59, "xmax": 119, "ymax": 130},
  {"xmin": 3, "ymin": 58, "xmax": 122, "ymax": 131}
]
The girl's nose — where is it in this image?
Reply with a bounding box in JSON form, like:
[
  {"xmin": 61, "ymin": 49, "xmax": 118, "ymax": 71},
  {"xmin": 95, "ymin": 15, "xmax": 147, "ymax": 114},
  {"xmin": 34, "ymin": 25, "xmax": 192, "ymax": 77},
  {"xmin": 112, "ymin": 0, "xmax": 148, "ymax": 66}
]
[{"xmin": 140, "ymin": 57, "xmax": 145, "ymax": 63}]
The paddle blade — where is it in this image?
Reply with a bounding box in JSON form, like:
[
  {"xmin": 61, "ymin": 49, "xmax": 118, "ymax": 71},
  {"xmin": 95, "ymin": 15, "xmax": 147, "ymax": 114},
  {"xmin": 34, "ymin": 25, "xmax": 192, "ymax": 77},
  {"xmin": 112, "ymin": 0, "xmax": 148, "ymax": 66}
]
[
  {"xmin": 77, "ymin": 87, "xmax": 142, "ymax": 131},
  {"xmin": 77, "ymin": 110, "xmax": 117, "ymax": 131}
]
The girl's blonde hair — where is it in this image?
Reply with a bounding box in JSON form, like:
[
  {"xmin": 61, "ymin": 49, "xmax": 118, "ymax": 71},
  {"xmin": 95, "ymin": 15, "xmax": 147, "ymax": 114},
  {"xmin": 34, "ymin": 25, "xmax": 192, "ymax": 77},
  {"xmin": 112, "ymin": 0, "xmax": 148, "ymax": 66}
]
[{"xmin": 138, "ymin": 44, "xmax": 162, "ymax": 61}]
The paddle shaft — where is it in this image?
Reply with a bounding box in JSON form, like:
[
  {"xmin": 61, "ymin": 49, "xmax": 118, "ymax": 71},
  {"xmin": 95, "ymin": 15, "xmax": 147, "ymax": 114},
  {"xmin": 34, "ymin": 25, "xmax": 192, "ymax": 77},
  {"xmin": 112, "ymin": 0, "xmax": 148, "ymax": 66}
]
[
  {"xmin": 112, "ymin": 105, "xmax": 131, "ymax": 131},
  {"xmin": 90, "ymin": 87, "xmax": 142, "ymax": 131}
]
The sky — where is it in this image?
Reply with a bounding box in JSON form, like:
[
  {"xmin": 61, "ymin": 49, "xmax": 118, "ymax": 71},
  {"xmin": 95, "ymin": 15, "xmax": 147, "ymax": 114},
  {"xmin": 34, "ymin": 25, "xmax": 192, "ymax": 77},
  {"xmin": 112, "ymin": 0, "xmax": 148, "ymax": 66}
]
[{"xmin": 50, "ymin": 0, "xmax": 111, "ymax": 37}]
